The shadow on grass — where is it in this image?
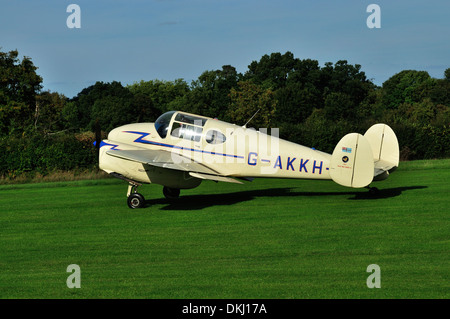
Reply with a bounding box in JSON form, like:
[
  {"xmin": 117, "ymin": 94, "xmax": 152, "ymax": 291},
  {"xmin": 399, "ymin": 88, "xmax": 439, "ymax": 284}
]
[
  {"xmin": 144, "ymin": 185, "xmax": 427, "ymax": 210},
  {"xmin": 349, "ymin": 185, "xmax": 427, "ymax": 200}
]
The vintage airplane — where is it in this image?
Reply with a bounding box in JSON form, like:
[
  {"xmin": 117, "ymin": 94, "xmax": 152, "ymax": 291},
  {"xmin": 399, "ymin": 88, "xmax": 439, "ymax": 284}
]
[{"xmin": 97, "ymin": 110, "xmax": 399, "ymax": 208}]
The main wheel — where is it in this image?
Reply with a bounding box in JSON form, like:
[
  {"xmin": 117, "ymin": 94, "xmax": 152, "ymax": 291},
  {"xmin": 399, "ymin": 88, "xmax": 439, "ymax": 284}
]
[
  {"xmin": 163, "ymin": 187, "xmax": 180, "ymax": 199},
  {"xmin": 127, "ymin": 193, "xmax": 145, "ymax": 209}
]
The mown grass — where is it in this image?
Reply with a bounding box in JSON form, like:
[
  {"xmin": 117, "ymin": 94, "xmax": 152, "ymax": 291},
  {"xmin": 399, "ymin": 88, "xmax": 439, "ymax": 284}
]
[{"xmin": 0, "ymin": 159, "xmax": 448, "ymax": 298}]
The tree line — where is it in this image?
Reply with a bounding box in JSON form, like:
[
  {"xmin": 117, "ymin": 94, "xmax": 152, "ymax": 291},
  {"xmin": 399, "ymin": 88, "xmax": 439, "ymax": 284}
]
[{"xmin": 0, "ymin": 49, "xmax": 448, "ymax": 179}]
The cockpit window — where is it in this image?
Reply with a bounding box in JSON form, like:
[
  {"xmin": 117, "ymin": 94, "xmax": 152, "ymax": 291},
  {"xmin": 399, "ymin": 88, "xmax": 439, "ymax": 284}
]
[
  {"xmin": 167, "ymin": 112, "xmax": 207, "ymax": 142},
  {"xmin": 171, "ymin": 122, "xmax": 203, "ymax": 142},
  {"xmin": 205, "ymin": 130, "xmax": 226, "ymax": 144},
  {"xmin": 154, "ymin": 111, "xmax": 176, "ymax": 138},
  {"xmin": 174, "ymin": 113, "xmax": 207, "ymax": 126}
]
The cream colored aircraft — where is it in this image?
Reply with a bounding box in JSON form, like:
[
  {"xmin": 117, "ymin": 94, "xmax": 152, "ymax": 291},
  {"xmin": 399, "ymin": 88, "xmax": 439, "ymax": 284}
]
[{"xmin": 98, "ymin": 110, "xmax": 399, "ymax": 208}]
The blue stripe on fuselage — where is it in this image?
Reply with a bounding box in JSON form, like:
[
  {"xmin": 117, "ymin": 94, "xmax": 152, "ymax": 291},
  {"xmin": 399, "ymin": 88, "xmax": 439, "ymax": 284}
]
[
  {"xmin": 124, "ymin": 131, "xmax": 245, "ymax": 159},
  {"xmin": 94, "ymin": 141, "xmax": 120, "ymax": 150}
]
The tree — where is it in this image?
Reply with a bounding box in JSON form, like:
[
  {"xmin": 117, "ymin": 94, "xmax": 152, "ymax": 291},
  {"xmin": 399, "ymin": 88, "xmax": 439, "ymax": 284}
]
[
  {"xmin": 90, "ymin": 95, "xmax": 134, "ymax": 133},
  {"xmin": 274, "ymin": 83, "xmax": 320, "ymax": 125},
  {"xmin": 287, "ymin": 58, "xmax": 321, "ymax": 86},
  {"xmin": 274, "ymin": 59, "xmax": 322, "ymax": 125},
  {"xmin": 0, "ymin": 100, "xmax": 28, "ymax": 136},
  {"xmin": 229, "ymin": 81, "xmax": 277, "ymax": 128},
  {"xmin": 445, "ymin": 68, "xmax": 450, "ymax": 81},
  {"xmin": 429, "ymin": 79, "xmax": 450, "ymax": 107},
  {"xmin": 0, "ymin": 49, "xmax": 43, "ymax": 135},
  {"xmin": 127, "ymin": 79, "xmax": 190, "ymax": 113},
  {"xmin": 245, "ymin": 51, "xmax": 298, "ymax": 89},
  {"xmin": 319, "ymin": 60, "xmax": 375, "ymax": 111},
  {"xmin": 0, "ymin": 49, "xmax": 43, "ymax": 106},
  {"xmin": 63, "ymin": 81, "xmax": 132, "ymax": 132},
  {"xmin": 34, "ymin": 91, "xmax": 67, "ymax": 134},
  {"xmin": 132, "ymin": 93, "xmax": 159, "ymax": 123},
  {"xmin": 323, "ymin": 92, "xmax": 355, "ymax": 121},
  {"xmin": 187, "ymin": 65, "xmax": 241, "ymax": 120},
  {"xmin": 382, "ymin": 70, "xmax": 431, "ymax": 109}
]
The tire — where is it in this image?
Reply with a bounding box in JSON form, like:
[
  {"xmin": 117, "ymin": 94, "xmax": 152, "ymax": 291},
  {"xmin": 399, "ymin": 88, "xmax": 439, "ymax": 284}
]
[
  {"xmin": 163, "ymin": 187, "xmax": 180, "ymax": 199},
  {"xmin": 127, "ymin": 193, "xmax": 145, "ymax": 209}
]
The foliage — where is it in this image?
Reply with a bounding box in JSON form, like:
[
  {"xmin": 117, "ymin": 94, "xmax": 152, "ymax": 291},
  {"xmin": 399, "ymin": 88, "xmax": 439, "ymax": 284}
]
[
  {"xmin": 64, "ymin": 81, "xmax": 133, "ymax": 132},
  {"xmin": 0, "ymin": 48, "xmax": 448, "ymax": 179},
  {"xmin": 0, "ymin": 49, "xmax": 43, "ymax": 135},
  {"xmin": 0, "ymin": 133, "xmax": 96, "ymax": 178},
  {"xmin": 444, "ymin": 68, "xmax": 450, "ymax": 81},
  {"xmin": 186, "ymin": 65, "xmax": 241, "ymax": 121},
  {"xmin": 127, "ymin": 79, "xmax": 189, "ymax": 114},
  {"xmin": 381, "ymin": 70, "xmax": 431, "ymax": 109},
  {"xmin": 35, "ymin": 91, "xmax": 67, "ymax": 134},
  {"xmin": 229, "ymin": 81, "xmax": 277, "ymax": 128}
]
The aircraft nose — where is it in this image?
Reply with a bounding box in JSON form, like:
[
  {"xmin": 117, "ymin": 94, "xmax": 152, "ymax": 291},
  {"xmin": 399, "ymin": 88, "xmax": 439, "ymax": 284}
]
[{"xmin": 108, "ymin": 127, "xmax": 121, "ymax": 141}]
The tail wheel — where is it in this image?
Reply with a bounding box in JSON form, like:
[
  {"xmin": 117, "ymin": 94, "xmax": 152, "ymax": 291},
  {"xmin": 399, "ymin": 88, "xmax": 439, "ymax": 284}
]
[
  {"xmin": 163, "ymin": 187, "xmax": 180, "ymax": 199},
  {"xmin": 127, "ymin": 193, "xmax": 145, "ymax": 209}
]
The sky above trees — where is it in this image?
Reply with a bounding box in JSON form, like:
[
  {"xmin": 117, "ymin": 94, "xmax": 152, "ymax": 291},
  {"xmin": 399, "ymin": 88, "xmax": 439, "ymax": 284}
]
[{"xmin": 1, "ymin": 0, "xmax": 449, "ymax": 98}]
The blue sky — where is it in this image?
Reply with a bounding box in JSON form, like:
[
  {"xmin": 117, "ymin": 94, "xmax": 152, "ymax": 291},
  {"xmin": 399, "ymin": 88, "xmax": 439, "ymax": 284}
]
[{"xmin": 1, "ymin": 0, "xmax": 449, "ymax": 98}]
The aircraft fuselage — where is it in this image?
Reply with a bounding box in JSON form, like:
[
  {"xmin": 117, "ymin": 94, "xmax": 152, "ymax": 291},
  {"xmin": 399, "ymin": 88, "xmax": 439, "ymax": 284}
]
[{"xmin": 99, "ymin": 111, "xmax": 331, "ymax": 188}]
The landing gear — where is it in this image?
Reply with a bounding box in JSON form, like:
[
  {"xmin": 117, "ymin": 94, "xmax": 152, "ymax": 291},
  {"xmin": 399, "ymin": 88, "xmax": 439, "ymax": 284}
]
[
  {"xmin": 127, "ymin": 182, "xmax": 145, "ymax": 209},
  {"xmin": 119, "ymin": 178, "xmax": 181, "ymax": 207},
  {"xmin": 163, "ymin": 186, "xmax": 180, "ymax": 199},
  {"xmin": 127, "ymin": 193, "xmax": 145, "ymax": 209}
]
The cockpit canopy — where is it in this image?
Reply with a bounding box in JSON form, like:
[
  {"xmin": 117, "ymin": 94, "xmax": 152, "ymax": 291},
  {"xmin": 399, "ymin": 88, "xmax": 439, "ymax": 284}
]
[
  {"xmin": 154, "ymin": 111, "xmax": 226, "ymax": 145},
  {"xmin": 154, "ymin": 111, "xmax": 176, "ymax": 138},
  {"xmin": 154, "ymin": 111, "xmax": 208, "ymax": 139}
]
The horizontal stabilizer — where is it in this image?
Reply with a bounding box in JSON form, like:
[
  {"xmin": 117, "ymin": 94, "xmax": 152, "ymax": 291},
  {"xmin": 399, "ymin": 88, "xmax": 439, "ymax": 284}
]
[
  {"xmin": 329, "ymin": 133, "xmax": 374, "ymax": 188},
  {"xmin": 364, "ymin": 123, "xmax": 399, "ymax": 173}
]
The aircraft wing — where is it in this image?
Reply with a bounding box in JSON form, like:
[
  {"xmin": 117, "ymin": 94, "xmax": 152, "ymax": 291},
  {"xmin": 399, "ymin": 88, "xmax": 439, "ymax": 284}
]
[
  {"xmin": 189, "ymin": 172, "xmax": 243, "ymax": 184},
  {"xmin": 106, "ymin": 149, "xmax": 242, "ymax": 183}
]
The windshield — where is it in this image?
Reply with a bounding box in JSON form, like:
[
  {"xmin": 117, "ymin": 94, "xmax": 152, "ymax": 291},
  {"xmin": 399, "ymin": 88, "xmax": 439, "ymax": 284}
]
[{"xmin": 154, "ymin": 111, "xmax": 176, "ymax": 138}]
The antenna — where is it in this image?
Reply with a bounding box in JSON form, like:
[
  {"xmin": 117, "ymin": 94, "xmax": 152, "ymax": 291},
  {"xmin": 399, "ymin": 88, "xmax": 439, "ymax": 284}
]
[{"xmin": 243, "ymin": 109, "xmax": 260, "ymax": 128}]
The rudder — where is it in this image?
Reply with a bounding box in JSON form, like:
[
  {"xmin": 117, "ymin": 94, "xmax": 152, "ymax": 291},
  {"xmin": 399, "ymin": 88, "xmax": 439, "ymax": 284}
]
[
  {"xmin": 329, "ymin": 133, "xmax": 374, "ymax": 188},
  {"xmin": 364, "ymin": 123, "xmax": 399, "ymax": 170}
]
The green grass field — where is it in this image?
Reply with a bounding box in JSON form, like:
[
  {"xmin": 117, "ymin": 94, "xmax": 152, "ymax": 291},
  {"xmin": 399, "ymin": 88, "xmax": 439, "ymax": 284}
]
[{"xmin": 0, "ymin": 159, "xmax": 448, "ymax": 299}]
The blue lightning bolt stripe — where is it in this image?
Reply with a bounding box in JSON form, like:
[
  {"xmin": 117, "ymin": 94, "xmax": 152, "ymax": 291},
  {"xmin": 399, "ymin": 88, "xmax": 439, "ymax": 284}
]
[
  {"xmin": 94, "ymin": 141, "xmax": 121, "ymax": 150},
  {"xmin": 124, "ymin": 131, "xmax": 244, "ymax": 159},
  {"xmin": 123, "ymin": 131, "xmax": 152, "ymax": 144}
]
